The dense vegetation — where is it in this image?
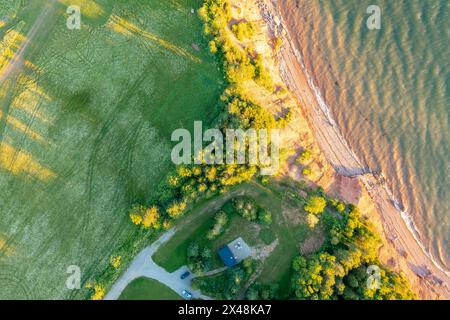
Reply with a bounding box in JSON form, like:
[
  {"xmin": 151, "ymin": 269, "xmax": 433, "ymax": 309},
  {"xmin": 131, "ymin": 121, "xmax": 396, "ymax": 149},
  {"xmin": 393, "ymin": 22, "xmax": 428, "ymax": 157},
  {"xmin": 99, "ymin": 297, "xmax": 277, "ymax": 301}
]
[
  {"xmin": 187, "ymin": 242, "xmax": 213, "ymax": 274},
  {"xmin": 192, "ymin": 258, "xmax": 258, "ymax": 299},
  {"xmin": 290, "ymin": 194, "xmax": 415, "ymax": 300}
]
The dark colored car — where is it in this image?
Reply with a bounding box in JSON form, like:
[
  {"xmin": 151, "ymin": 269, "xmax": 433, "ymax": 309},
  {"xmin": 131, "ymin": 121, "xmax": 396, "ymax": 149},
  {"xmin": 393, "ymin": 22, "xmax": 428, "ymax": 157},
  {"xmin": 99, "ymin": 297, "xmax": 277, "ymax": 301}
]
[{"xmin": 180, "ymin": 271, "xmax": 191, "ymax": 280}]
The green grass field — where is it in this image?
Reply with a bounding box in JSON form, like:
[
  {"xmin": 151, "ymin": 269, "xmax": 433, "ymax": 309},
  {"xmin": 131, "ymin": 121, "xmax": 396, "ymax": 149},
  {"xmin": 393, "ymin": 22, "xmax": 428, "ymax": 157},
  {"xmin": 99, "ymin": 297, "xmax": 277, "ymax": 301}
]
[
  {"xmin": 118, "ymin": 277, "xmax": 181, "ymax": 300},
  {"xmin": 0, "ymin": 0, "xmax": 221, "ymax": 299}
]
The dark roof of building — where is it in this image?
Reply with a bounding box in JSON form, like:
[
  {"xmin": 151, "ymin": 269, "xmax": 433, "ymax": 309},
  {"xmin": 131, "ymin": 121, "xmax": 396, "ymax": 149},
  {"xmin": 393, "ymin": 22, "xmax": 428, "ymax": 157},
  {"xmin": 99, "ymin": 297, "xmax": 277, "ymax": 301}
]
[{"xmin": 218, "ymin": 245, "xmax": 237, "ymax": 267}]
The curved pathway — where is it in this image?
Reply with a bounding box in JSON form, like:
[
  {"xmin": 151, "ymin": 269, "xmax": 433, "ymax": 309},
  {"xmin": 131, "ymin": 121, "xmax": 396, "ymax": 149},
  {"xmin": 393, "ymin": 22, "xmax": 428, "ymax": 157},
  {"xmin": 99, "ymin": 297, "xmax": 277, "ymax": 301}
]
[{"xmin": 104, "ymin": 228, "xmax": 213, "ymax": 300}]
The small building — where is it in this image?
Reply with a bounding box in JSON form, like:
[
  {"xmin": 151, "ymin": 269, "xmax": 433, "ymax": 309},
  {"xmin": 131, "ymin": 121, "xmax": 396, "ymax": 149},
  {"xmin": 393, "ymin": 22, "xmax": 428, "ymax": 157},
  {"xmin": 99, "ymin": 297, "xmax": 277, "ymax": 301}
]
[{"xmin": 218, "ymin": 237, "xmax": 251, "ymax": 267}]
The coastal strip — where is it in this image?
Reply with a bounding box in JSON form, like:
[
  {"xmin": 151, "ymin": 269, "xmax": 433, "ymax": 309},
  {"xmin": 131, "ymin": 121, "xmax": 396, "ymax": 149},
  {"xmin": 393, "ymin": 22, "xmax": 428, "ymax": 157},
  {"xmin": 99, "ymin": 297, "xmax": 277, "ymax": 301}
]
[{"xmin": 257, "ymin": 0, "xmax": 449, "ymax": 299}]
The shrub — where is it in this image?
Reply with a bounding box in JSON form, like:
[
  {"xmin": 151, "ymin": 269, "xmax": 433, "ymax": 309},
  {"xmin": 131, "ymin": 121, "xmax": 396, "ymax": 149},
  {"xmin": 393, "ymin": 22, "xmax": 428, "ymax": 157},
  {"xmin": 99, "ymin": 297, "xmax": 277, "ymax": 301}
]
[
  {"xmin": 142, "ymin": 206, "xmax": 161, "ymax": 229},
  {"xmin": 306, "ymin": 214, "xmax": 320, "ymax": 229},
  {"xmin": 207, "ymin": 211, "xmax": 229, "ymax": 240},
  {"xmin": 297, "ymin": 150, "xmax": 312, "ymax": 164},
  {"xmin": 302, "ymin": 167, "xmax": 312, "ymax": 176},
  {"xmin": 232, "ymin": 197, "xmax": 258, "ymax": 221},
  {"xmin": 257, "ymin": 208, "xmax": 273, "ymax": 225},
  {"xmin": 109, "ymin": 255, "xmax": 122, "ymax": 269}
]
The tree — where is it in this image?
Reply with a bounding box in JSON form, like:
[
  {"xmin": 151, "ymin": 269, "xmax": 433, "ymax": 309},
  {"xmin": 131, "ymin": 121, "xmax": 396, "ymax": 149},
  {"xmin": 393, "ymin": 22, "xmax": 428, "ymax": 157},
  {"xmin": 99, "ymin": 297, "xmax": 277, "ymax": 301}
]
[
  {"xmin": 232, "ymin": 21, "xmax": 256, "ymax": 41},
  {"xmin": 291, "ymin": 253, "xmax": 338, "ymax": 300},
  {"xmin": 242, "ymin": 258, "xmax": 255, "ymax": 275},
  {"xmin": 129, "ymin": 205, "xmax": 145, "ymax": 225},
  {"xmin": 304, "ymin": 195, "xmax": 327, "ymax": 215},
  {"xmin": 166, "ymin": 200, "xmax": 187, "ymax": 218},
  {"xmin": 207, "ymin": 211, "xmax": 228, "ymax": 240},
  {"xmin": 91, "ymin": 284, "xmax": 105, "ymax": 300},
  {"xmin": 209, "ymin": 40, "xmax": 218, "ymax": 54},
  {"xmin": 246, "ymin": 282, "xmax": 278, "ymax": 300},
  {"xmin": 142, "ymin": 206, "xmax": 160, "ymax": 229},
  {"xmin": 187, "ymin": 242, "xmax": 200, "ymax": 258},
  {"xmin": 129, "ymin": 212, "xmax": 142, "ymax": 225}
]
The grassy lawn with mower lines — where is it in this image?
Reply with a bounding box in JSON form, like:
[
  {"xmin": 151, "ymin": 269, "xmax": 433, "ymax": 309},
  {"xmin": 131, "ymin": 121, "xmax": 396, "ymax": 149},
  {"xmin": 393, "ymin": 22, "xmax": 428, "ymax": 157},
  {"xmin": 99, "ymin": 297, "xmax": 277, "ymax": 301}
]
[{"xmin": 0, "ymin": 0, "xmax": 221, "ymax": 299}]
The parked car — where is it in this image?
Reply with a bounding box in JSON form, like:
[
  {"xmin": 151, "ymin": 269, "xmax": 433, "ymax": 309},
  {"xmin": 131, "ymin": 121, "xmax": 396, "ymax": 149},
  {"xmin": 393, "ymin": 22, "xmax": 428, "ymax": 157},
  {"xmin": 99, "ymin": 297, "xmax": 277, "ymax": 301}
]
[
  {"xmin": 181, "ymin": 290, "xmax": 193, "ymax": 300},
  {"xmin": 180, "ymin": 271, "xmax": 191, "ymax": 280}
]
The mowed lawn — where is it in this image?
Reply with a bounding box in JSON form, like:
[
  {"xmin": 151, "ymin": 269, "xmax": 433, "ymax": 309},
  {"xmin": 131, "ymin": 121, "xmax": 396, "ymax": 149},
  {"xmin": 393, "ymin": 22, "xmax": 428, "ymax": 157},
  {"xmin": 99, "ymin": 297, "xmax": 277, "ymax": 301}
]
[
  {"xmin": 119, "ymin": 277, "xmax": 181, "ymax": 300},
  {"xmin": 0, "ymin": 0, "xmax": 221, "ymax": 299}
]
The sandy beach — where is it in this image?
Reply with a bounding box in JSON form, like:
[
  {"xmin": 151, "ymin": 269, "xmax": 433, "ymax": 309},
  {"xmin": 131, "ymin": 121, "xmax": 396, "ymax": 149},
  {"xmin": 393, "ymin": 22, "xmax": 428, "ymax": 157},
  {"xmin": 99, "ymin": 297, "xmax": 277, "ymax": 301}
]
[{"xmin": 258, "ymin": 0, "xmax": 449, "ymax": 299}]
